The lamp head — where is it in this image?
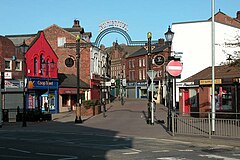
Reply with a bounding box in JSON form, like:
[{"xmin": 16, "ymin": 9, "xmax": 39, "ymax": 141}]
[{"xmin": 164, "ymin": 26, "xmax": 174, "ymax": 42}]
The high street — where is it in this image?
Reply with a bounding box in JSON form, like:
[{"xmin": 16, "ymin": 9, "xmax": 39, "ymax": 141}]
[{"xmin": 0, "ymin": 99, "xmax": 239, "ymax": 160}]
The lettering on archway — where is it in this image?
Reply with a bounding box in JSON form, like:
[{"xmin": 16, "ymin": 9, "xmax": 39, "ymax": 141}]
[{"xmin": 94, "ymin": 20, "xmax": 155, "ymax": 47}]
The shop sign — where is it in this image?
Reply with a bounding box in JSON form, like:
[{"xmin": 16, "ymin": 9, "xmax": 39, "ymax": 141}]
[
  {"xmin": 28, "ymin": 79, "xmax": 58, "ymax": 89},
  {"xmin": 200, "ymin": 79, "xmax": 222, "ymax": 85}
]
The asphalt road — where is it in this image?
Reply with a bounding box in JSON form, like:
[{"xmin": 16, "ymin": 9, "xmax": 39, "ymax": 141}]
[{"xmin": 0, "ymin": 99, "xmax": 239, "ymax": 160}]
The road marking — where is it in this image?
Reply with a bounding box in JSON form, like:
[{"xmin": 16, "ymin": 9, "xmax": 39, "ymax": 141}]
[
  {"xmin": 178, "ymin": 149, "xmax": 193, "ymax": 152},
  {"xmin": 36, "ymin": 153, "xmax": 78, "ymax": 160},
  {"xmin": 233, "ymin": 154, "xmax": 240, "ymax": 156},
  {"xmin": 152, "ymin": 150, "xmax": 169, "ymax": 153},
  {"xmin": 8, "ymin": 148, "xmax": 31, "ymax": 154},
  {"xmin": 157, "ymin": 157, "xmax": 181, "ymax": 160},
  {"xmin": 158, "ymin": 139, "xmax": 191, "ymax": 144},
  {"xmin": 199, "ymin": 154, "xmax": 240, "ymax": 160},
  {"xmin": 123, "ymin": 152, "xmax": 139, "ymax": 155}
]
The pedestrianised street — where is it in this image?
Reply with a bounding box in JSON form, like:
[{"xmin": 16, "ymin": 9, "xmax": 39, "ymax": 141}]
[{"xmin": 0, "ymin": 99, "xmax": 239, "ymax": 160}]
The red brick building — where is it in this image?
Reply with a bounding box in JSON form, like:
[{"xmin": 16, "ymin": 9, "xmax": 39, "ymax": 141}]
[
  {"xmin": 0, "ymin": 36, "xmax": 25, "ymax": 120},
  {"xmin": 125, "ymin": 39, "xmax": 169, "ymax": 101},
  {"xmin": 24, "ymin": 20, "xmax": 92, "ymax": 112}
]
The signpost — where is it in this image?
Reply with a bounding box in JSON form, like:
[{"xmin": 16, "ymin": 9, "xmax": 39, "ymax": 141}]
[
  {"xmin": 147, "ymin": 70, "xmax": 157, "ymax": 125},
  {"xmin": 166, "ymin": 60, "xmax": 183, "ymax": 77},
  {"xmin": 166, "ymin": 60, "xmax": 183, "ymax": 114}
]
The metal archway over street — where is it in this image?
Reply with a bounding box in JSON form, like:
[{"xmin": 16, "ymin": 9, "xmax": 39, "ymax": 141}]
[{"xmin": 94, "ymin": 20, "xmax": 158, "ymax": 47}]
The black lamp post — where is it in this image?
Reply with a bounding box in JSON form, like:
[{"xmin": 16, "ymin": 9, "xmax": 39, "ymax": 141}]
[
  {"xmin": 19, "ymin": 40, "xmax": 29, "ymax": 127},
  {"xmin": 147, "ymin": 32, "xmax": 152, "ymax": 102},
  {"xmin": 164, "ymin": 26, "xmax": 174, "ymax": 131},
  {"xmin": 75, "ymin": 35, "xmax": 83, "ymax": 123},
  {"xmin": 102, "ymin": 64, "xmax": 106, "ymax": 117}
]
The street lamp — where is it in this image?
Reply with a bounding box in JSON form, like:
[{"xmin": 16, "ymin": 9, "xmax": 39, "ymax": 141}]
[
  {"xmin": 19, "ymin": 40, "xmax": 29, "ymax": 127},
  {"xmin": 147, "ymin": 32, "xmax": 152, "ymax": 103},
  {"xmin": 102, "ymin": 64, "xmax": 107, "ymax": 117},
  {"xmin": 75, "ymin": 35, "xmax": 83, "ymax": 123},
  {"xmin": 165, "ymin": 26, "xmax": 174, "ymax": 131},
  {"xmin": 42, "ymin": 60, "xmax": 55, "ymax": 112}
]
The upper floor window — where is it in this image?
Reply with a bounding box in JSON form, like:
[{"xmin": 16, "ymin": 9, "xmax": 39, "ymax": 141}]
[
  {"xmin": 142, "ymin": 59, "xmax": 145, "ymax": 67},
  {"xmin": 40, "ymin": 54, "xmax": 44, "ymax": 75},
  {"xmin": 139, "ymin": 59, "xmax": 142, "ymax": 67},
  {"xmin": 15, "ymin": 60, "xmax": 22, "ymax": 71},
  {"xmin": 5, "ymin": 59, "xmax": 12, "ymax": 70},
  {"xmin": 34, "ymin": 57, "xmax": 38, "ymax": 75},
  {"xmin": 57, "ymin": 37, "xmax": 66, "ymax": 47}
]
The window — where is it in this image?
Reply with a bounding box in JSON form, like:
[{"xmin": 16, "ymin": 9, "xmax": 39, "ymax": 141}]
[
  {"xmin": 139, "ymin": 70, "xmax": 142, "ymax": 80},
  {"xmin": 129, "ymin": 70, "xmax": 135, "ymax": 80},
  {"xmin": 57, "ymin": 37, "xmax": 66, "ymax": 47},
  {"xmin": 142, "ymin": 69, "xmax": 146, "ymax": 80},
  {"xmin": 5, "ymin": 59, "xmax": 12, "ymax": 70},
  {"xmin": 40, "ymin": 54, "xmax": 44, "ymax": 75},
  {"xmin": 34, "ymin": 57, "xmax": 38, "ymax": 75},
  {"xmin": 132, "ymin": 60, "xmax": 135, "ymax": 68},
  {"xmin": 15, "ymin": 61, "xmax": 22, "ymax": 71},
  {"xmin": 139, "ymin": 59, "xmax": 142, "ymax": 67},
  {"xmin": 142, "ymin": 59, "xmax": 145, "ymax": 67}
]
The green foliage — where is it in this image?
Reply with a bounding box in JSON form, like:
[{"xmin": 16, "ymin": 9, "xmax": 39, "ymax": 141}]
[{"xmin": 82, "ymin": 99, "xmax": 100, "ymax": 109}]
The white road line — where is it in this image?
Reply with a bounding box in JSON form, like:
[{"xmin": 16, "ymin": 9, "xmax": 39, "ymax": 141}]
[
  {"xmin": 158, "ymin": 139, "xmax": 191, "ymax": 144},
  {"xmin": 157, "ymin": 157, "xmax": 178, "ymax": 160},
  {"xmin": 36, "ymin": 153, "xmax": 78, "ymax": 160},
  {"xmin": 123, "ymin": 152, "xmax": 139, "ymax": 155},
  {"xmin": 199, "ymin": 154, "xmax": 240, "ymax": 160},
  {"xmin": 178, "ymin": 149, "xmax": 193, "ymax": 152},
  {"xmin": 233, "ymin": 154, "xmax": 240, "ymax": 156},
  {"xmin": 152, "ymin": 150, "xmax": 169, "ymax": 153},
  {"xmin": 8, "ymin": 148, "xmax": 31, "ymax": 154}
]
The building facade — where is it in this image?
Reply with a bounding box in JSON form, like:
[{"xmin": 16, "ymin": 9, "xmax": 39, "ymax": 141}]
[
  {"xmin": 178, "ymin": 65, "xmax": 240, "ymax": 116},
  {"xmin": 0, "ymin": 36, "xmax": 25, "ymax": 121},
  {"xmin": 172, "ymin": 10, "xmax": 240, "ymax": 104},
  {"xmin": 25, "ymin": 31, "xmax": 59, "ymax": 113}
]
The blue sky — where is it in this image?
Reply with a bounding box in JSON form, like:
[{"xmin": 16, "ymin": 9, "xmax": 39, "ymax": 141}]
[{"xmin": 1, "ymin": 0, "xmax": 239, "ymax": 47}]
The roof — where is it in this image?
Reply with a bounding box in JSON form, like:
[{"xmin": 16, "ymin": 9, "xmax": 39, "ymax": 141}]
[
  {"xmin": 127, "ymin": 44, "xmax": 168, "ymax": 58},
  {"xmin": 127, "ymin": 47, "xmax": 147, "ymax": 58},
  {"xmin": 58, "ymin": 73, "xmax": 90, "ymax": 89},
  {"xmin": 182, "ymin": 65, "xmax": 240, "ymax": 82},
  {"xmin": 5, "ymin": 34, "xmax": 36, "ymax": 46}
]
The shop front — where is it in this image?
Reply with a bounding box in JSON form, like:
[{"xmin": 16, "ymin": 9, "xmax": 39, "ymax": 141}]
[{"xmin": 27, "ymin": 77, "xmax": 58, "ymax": 113}]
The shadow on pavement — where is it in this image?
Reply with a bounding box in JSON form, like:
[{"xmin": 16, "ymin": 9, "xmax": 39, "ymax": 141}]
[{"xmin": 0, "ymin": 121, "xmax": 133, "ymax": 160}]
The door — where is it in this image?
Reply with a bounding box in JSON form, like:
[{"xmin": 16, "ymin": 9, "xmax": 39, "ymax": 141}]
[{"xmin": 183, "ymin": 90, "xmax": 190, "ymax": 114}]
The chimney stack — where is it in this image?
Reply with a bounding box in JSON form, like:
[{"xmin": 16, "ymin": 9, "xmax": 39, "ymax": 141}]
[
  {"xmin": 158, "ymin": 38, "xmax": 165, "ymax": 45},
  {"xmin": 73, "ymin": 19, "xmax": 80, "ymax": 28}
]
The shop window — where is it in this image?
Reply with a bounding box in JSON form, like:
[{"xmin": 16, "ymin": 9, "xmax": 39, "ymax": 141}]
[
  {"xmin": 221, "ymin": 86, "xmax": 233, "ymax": 111},
  {"xmin": 189, "ymin": 89, "xmax": 197, "ymax": 107}
]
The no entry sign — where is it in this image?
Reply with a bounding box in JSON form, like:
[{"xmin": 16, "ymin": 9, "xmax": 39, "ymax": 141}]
[{"xmin": 166, "ymin": 60, "xmax": 183, "ymax": 77}]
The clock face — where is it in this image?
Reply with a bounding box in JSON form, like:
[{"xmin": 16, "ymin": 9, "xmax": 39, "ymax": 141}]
[{"xmin": 65, "ymin": 58, "xmax": 74, "ymax": 67}]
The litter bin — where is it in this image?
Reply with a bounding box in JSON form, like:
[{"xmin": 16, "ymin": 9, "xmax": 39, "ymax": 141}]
[{"xmin": 2, "ymin": 109, "xmax": 9, "ymax": 122}]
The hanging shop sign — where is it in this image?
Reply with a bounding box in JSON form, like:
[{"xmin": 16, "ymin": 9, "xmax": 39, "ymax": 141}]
[{"xmin": 154, "ymin": 55, "xmax": 165, "ymax": 66}]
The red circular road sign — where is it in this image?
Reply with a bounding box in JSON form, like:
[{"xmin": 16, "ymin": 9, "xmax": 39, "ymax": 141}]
[{"xmin": 166, "ymin": 60, "xmax": 183, "ymax": 77}]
